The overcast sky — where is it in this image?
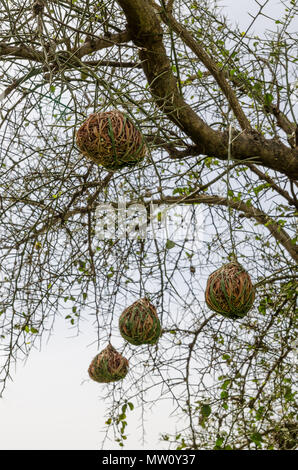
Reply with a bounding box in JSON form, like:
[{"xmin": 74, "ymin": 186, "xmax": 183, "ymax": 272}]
[{"xmin": 0, "ymin": 0, "xmax": 296, "ymax": 451}]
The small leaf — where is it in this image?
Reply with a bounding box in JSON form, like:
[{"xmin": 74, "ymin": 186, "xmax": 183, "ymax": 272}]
[
  {"xmin": 215, "ymin": 437, "xmax": 224, "ymax": 448},
  {"xmin": 250, "ymin": 432, "xmax": 263, "ymax": 446},
  {"xmin": 121, "ymin": 404, "xmax": 127, "ymax": 414},
  {"xmin": 264, "ymin": 93, "xmax": 274, "ymax": 107},
  {"xmin": 201, "ymin": 404, "xmax": 211, "ymax": 418},
  {"xmin": 221, "ymin": 379, "xmax": 231, "ymax": 390},
  {"xmin": 222, "ymin": 353, "xmax": 230, "ymax": 362},
  {"xmin": 166, "ymin": 239, "xmax": 176, "ymax": 250}
]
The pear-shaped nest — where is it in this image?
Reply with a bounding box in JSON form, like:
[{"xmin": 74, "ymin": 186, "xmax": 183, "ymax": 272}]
[
  {"xmin": 205, "ymin": 262, "xmax": 255, "ymax": 319},
  {"xmin": 88, "ymin": 344, "xmax": 129, "ymax": 383},
  {"xmin": 76, "ymin": 109, "xmax": 147, "ymax": 171},
  {"xmin": 119, "ymin": 298, "xmax": 161, "ymax": 346}
]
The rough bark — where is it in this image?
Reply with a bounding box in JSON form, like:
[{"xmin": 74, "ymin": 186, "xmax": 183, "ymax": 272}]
[{"xmin": 117, "ymin": 0, "xmax": 298, "ymax": 179}]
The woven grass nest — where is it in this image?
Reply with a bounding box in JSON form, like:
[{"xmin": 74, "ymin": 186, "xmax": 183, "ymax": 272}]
[
  {"xmin": 88, "ymin": 344, "xmax": 129, "ymax": 383},
  {"xmin": 76, "ymin": 109, "xmax": 147, "ymax": 171},
  {"xmin": 119, "ymin": 298, "xmax": 161, "ymax": 346},
  {"xmin": 205, "ymin": 261, "xmax": 255, "ymax": 319}
]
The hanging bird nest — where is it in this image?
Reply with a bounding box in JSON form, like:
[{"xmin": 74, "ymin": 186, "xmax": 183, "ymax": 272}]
[
  {"xmin": 88, "ymin": 344, "xmax": 129, "ymax": 383},
  {"xmin": 205, "ymin": 261, "xmax": 255, "ymax": 319},
  {"xmin": 119, "ymin": 298, "xmax": 161, "ymax": 346},
  {"xmin": 76, "ymin": 109, "xmax": 147, "ymax": 171}
]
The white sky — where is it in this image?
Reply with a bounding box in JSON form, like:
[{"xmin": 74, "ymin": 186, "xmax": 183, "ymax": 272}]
[
  {"xmin": 0, "ymin": 0, "xmax": 296, "ymax": 451},
  {"xmin": 0, "ymin": 317, "xmax": 177, "ymax": 450}
]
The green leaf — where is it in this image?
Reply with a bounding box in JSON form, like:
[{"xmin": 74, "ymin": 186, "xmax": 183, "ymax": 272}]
[
  {"xmin": 215, "ymin": 437, "xmax": 224, "ymax": 448},
  {"xmin": 173, "ymin": 187, "xmax": 183, "ymax": 195},
  {"xmin": 221, "ymin": 379, "xmax": 231, "ymax": 390},
  {"xmin": 264, "ymin": 93, "xmax": 274, "ymax": 107},
  {"xmin": 201, "ymin": 404, "xmax": 212, "ymax": 418},
  {"xmin": 121, "ymin": 404, "xmax": 127, "ymax": 414},
  {"xmin": 218, "ymin": 375, "xmax": 227, "ymax": 381},
  {"xmin": 222, "ymin": 354, "xmax": 230, "ymax": 362},
  {"xmin": 250, "ymin": 432, "xmax": 263, "ymax": 447},
  {"xmin": 255, "ymin": 406, "xmax": 265, "ymax": 420},
  {"xmin": 166, "ymin": 240, "xmax": 176, "ymax": 250}
]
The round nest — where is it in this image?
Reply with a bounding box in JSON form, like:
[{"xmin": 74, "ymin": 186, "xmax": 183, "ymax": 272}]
[
  {"xmin": 205, "ymin": 261, "xmax": 255, "ymax": 319},
  {"xmin": 76, "ymin": 109, "xmax": 147, "ymax": 171},
  {"xmin": 88, "ymin": 344, "xmax": 129, "ymax": 383},
  {"xmin": 119, "ymin": 298, "xmax": 161, "ymax": 346}
]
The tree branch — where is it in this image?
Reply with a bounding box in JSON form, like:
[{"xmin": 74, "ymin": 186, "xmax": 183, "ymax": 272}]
[
  {"xmin": 116, "ymin": 0, "xmax": 298, "ymax": 178},
  {"xmin": 149, "ymin": 193, "xmax": 298, "ymax": 263},
  {"xmin": 157, "ymin": 6, "xmax": 252, "ymax": 131},
  {"xmin": 248, "ymin": 164, "xmax": 298, "ymax": 209}
]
